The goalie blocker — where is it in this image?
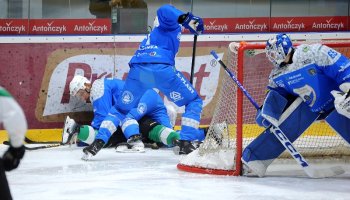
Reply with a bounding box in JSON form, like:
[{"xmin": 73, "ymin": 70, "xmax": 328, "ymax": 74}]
[{"xmin": 242, "ymin": 90, "xmax": 349, "ymax": 177}]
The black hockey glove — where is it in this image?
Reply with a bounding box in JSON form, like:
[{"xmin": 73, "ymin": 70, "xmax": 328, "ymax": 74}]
[{"xmin": 3, "ymin": 145, "xmax": 25, "ymax": 171}]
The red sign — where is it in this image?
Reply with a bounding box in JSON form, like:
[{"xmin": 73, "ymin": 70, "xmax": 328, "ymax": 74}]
[
  {"xmin": 0, "ymin": 16, "xmax": 348, "ymax": 34},
  {"xmin": 270, "ymin": 16, "xmax": 347, "ymax": 32},
  {"xmin": 29, "ymin": 19, "xmax": 111, "ymax": 34},
  {"xmin": 0, "ymin": 19, "xmax": 28, "ymax": 34},
  {"xmin": 187, "ymin": 17, "xmax": 269, "ymax": 33}
]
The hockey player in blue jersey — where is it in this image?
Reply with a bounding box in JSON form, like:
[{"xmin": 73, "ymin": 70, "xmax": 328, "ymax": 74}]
[
  {"xmin": 114, "ymin": 4, "xmax": 205, "ymax": 155},
  {"xmin": 242, "ymin": 33, "xmax": 350, "ymax": 177},
  {"xmin": 65, "ymin": 75, "xmax": 185, "ymax": 159}
]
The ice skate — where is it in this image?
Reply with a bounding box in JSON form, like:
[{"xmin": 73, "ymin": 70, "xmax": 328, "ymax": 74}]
[
  {"xmin": 116, "ymin": 134, "xmax": 145, "ymax": 153},
  {"xmin": 81, "ymin": 139, "xmax": 105, "ymax": 160},
  {"xmin": 62, "ymin": 116, "xmax": 80, "ymax": 145},
  {"xmin": 172, "ymin": 139, "xmax": 197, "ymax": 155}
]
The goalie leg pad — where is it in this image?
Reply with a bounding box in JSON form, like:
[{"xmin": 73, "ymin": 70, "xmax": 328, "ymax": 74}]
[
  {"xmin": 242, "ymin": 98, "xmax": 319, "ymax": 176},
  {"xmin": 325, "ymin": 109, "xmax": 350, "ymax": 144}
]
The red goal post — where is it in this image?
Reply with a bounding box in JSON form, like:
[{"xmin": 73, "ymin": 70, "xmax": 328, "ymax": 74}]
[{"xmin": 177, "ymin": 40, "xmax": 350, "ymax": 176}]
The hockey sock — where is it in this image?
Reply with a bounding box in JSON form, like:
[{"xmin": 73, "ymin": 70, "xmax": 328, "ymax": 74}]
[
  {"xmin": 148, "ymin": 125, "xmax": 180, "ymax": 146},
  {"xmin": 77, "ymin": 125, "xmax": 97, "ymax": 145}
]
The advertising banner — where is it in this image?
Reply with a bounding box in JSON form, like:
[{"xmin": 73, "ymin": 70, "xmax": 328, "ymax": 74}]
[
  {"xmin": 0, "ymin": 41, "xmax": 230, "ymax": 129},
  {"xmin": 0, "ymin": 16, "xmax": 348, "ymax": 35}
]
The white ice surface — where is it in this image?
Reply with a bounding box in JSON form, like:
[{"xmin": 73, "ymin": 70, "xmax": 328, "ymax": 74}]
[{"xmin": 1, "ymin": 144, "xmax": 349, "ymax": 200}]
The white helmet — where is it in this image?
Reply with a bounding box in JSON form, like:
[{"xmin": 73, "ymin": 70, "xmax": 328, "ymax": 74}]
[{"xmin": 69, "ymin": 75, "xmax": 90, "ymax": 96}]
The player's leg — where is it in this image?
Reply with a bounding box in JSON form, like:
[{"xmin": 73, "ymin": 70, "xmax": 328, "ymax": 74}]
[
  {"xmin": 154, "ymin": 66, "xmax": 203, "ymax": 141},
  {"xmin": 115, "ymin": 65, "xmax": 151, "ymax": 149},
  {"xmin": 242, "ymin": 98, "xmax": 319, "ymax": 177},
  {"xmin": 139, "ymin": 116, "xmax": 180, "ymax": 146},
  {"xmin": 0, "ymin": 159, "xmax": 12, "ymax": 200},
  {"xmin": 82, "ymin": 107, "xmax": 124, "ymax": 159},
  {"xmin": 325, "ymin": 109, "xmax": 350, "ymax": 144}
]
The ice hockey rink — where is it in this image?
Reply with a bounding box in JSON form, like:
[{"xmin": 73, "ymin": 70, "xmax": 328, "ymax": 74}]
[{"xmin": 1, "ymin": 144, "xmax": 349, "ymax": 200}]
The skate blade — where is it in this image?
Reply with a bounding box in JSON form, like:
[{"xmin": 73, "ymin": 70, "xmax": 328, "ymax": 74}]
[
  {"xmin": 116, "ymin": 145, "xmax": 145, "ymax": 153},
  {"xmin": 81, "ymin": 152, "xmax": 93, "ymax": 161},
  {"xmin": 172, "ymin": 146, "xmax": 180, "ymax": 155}
]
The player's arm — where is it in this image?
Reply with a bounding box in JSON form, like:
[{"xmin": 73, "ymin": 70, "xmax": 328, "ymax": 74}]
[
  {"xmin": 314, "ymin": 45, "xmax": 350, "ymax": 119},
  {"xmin": 255, "ymin": 75, "xmax": 295, "ymax": 128},
  {"xmin": 0, "ymin": 86, "xmax": 26, "ymax": 171},
  {"xmin": 157, "ymin": 4, "xmax": 204, "ymax": 34},
  {"xmin": 316, "ymin": 44, "xmax": 350, "ymax": 84}
]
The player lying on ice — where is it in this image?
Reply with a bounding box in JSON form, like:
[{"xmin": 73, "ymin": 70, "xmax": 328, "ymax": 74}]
[
  {"xmin": 112, "ymin": 4, "xmax": 205, "ymax": 156},
  {"xmin": 242, "ymin": 33, "xmax": 350, "ymax": 177},
  {"xmin": 64, "ymin": 76, "xmax": 205, "ymax": 160}
]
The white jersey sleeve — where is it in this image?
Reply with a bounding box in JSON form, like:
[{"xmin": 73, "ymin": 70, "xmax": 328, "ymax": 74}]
[{"xmin": 0, "ymin": 87, "xmax": 27, "ymax": 147}]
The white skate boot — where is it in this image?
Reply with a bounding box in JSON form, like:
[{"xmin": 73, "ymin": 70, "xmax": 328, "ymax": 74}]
[{"xmin": 62, "ymin": 116, "xmax": 80, "ymax": 145}]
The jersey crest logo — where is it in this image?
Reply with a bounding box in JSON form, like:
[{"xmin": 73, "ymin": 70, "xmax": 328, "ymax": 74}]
[
  {"xmin": 293, "ymin": 85, "xmax": 316, "ymax": 107},
  {"xmin": 169, "ymin": 91, "xmax": 183, "ymax": 102},
  {"xmin": 308, "ymin": 68, "xmax": 317, "ymax": 76},
  {"xmin": 137, "ymin": 103, "xmax": 147, "ymax": 114},
  {"xmin": 122, "ymin": 91, "xmax": 134, "ymax": 104}
]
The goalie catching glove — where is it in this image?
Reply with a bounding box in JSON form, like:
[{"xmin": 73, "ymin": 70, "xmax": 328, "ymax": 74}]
[
  {"xmin": 179, "ymin": 12, "xmax": 204, "ymax": 35},
  {"xmin": 331, "ymin": 82, "xmax": 350, "ymax": 119}
]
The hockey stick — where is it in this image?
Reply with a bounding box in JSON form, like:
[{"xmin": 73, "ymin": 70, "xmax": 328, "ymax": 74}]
[
  {"xmin": 24, "ymin": 137, "xmax": 60, "ymax": 144},
  {"xmin": 3, "ymin": 141, "xmax": 63, "ymax": 151},
  {"xmin": 190, "ymin": 34, "xmax": 198, "ymax": 84},
  {"xmin": 211, "ymin": 50, "xmax": 345, "ymax": 178}
]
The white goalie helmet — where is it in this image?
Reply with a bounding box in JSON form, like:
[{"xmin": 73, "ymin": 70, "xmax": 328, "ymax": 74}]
[
  {"xmin": 69, "ymin": 75, "xmax": 91, "ymax": 96},
  {"xmin": 265, "ymin": 33, "xmax": 293, "ymax": 67}
]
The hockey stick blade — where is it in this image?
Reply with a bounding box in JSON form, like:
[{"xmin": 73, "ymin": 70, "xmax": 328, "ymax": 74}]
[
  {"xmin": 211, "ymin": 50, "xmax": 345, "ymax": 178},
  {"xmin": 305, "ymin": 166, "xmax": 345, "ymax": 178}
]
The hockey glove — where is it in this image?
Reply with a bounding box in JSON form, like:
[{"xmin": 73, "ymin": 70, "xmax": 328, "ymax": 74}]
[
  {"xmin": 2, "ymin": 145, "xmax": 25, "ymax": 171},
  {"xmin": 179, "ymin": 12, "xmax": 204, "ymax": 35},
  {"xmin": 255, "ymin": 109, "xmax": 271, "ymax": 128},
  {"xmin": 331, "ymin": 82, "xmax": 350, "ymax": 119}
]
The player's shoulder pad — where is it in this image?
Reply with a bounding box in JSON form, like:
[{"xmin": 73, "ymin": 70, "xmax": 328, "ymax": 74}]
[
  {"xmin": 293, "ymin": 44, "xmax": 316, "ymax": 60},
  {"xmin": 90, "ymin": 79, "xmax": 105, "ymax": 102}
]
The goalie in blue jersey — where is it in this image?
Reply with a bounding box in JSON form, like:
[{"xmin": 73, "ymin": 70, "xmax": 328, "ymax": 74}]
[
  {"xmin": 113, "ymin": 4, "xmax": 205, "ymax": 155},
  {"xmin": 242, "ymin": 33, "xmax": 350, "ymax": 177},
  {"xmin": 65, "ymin": 76, "xmax": 204, "ymax": 159}
]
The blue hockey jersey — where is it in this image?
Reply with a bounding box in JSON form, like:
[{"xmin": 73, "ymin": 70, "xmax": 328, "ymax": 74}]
[
  {"xmin": 268, "ymin": 43, "xmax": 350, "ymax": 113},
  {"xmin": 129, "ymin": 4, "xmax": 184, "ymax": 66},
  {"xmin": 89, "ymin": 78, "xmax": 124, "ymax": 129}
]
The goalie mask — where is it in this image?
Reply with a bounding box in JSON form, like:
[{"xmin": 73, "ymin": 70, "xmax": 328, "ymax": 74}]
[
  {"xmin": 69, "ymin": 75, "xmax": 91, "ymax": 96},
  {"xmin": 265, "ymin": 33, "xmax": 293, "ymax": 67}
]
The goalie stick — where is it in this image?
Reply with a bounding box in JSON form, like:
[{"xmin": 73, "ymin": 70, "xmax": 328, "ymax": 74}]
[{"xmin": 210, "ymin": 50, "xmax": 345, "ymax": 178}]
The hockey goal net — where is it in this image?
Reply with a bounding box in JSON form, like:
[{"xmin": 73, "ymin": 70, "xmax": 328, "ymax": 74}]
[{"xmin": 178, "ymin": 40, "xmax": 350, "ymax": 176}]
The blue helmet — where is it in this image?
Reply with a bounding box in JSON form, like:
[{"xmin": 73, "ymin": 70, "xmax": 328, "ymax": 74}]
[{"xmin": 265, "ymin": 33, "xmax": 293, "ymax": 67}]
